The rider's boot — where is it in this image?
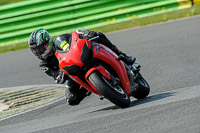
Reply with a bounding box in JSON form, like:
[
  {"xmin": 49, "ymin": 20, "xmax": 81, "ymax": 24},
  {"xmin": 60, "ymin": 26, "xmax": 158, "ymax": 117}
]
[
  {"xmin": 112, "ymin": 45, "xmax": 136, "ymax": 65},
  {"xmin": 65, "ymin": 79, "xmax": 89, "ymax": 105}
]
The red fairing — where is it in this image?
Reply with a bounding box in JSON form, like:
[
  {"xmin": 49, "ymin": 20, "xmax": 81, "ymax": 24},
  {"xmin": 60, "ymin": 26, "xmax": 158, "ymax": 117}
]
[
  {"xmin": 55, "ymin": 32, "xmax": 100, "ymax": 95},
  {"xmin": 92, "ymin": 44, "xmax": 131, "ymax": 95},
  {"xmin": 55, "ymin": 31, "xmax": 131, "ymax": 96},
  {"xmin": 55, "ymin": 32, "xmax": 91, "ymax": 74},
  {"xmin": 85, "ymin": 66, "xmax": 111, "ymax": 80}
]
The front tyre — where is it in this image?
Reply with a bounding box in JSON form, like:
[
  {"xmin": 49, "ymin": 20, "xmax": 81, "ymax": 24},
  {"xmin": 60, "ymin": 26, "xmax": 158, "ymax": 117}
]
[{"xmin": 88, "ymin": 71, "xmax": 130, "ymax": 108}]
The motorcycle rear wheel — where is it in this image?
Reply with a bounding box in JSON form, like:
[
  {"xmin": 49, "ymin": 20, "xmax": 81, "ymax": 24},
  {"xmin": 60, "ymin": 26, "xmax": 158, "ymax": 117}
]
[
  {"xmin": 133, "ymin": 73, "xmax": 150, "ymax": 99},
  {"xmin": 88, "ymin": 71, "xmax": 130, "ymax": 108}
]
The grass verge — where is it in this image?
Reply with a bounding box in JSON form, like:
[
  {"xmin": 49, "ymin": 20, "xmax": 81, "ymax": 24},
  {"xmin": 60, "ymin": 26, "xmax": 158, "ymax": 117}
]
[
  {"xmin": 0, "ymin": 0, "xmax": 25, "ymax": 6},
  {"xmin": 1, "ymin": 4, "xmax": 200, "ymax": 53},
  {"xmin": 90, "ymin": 4, "xmax": 200, "ymax": 32}
]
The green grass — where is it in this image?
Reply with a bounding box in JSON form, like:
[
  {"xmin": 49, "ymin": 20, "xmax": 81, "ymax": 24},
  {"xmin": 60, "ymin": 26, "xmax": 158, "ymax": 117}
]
[
  {"xmin": 0, "ymin": 43, "xmax": 28, "ymax": 53},
  {"xmin": 0, "ymin": 0, "xmax": 25, "ymax": 6},
  {"xmin": 90, "ymin": 4, "xmax": 200, "ymax": 33},
  {"xmin": 1, "ymin": 4, "xmax": 200, "ymax": 53}
]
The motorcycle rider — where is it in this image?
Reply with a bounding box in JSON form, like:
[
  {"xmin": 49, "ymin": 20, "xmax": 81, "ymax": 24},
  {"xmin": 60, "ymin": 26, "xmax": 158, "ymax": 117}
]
[{"xmin": 28, "ymin": 28, "xmax": 135, "ymax": 105}]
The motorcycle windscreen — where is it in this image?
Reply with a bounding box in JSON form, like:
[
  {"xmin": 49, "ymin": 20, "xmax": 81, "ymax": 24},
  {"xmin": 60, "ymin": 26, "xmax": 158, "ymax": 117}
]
[{"xmin": 54, "ymin": 34, "xmax": 71, "ymax": 53}]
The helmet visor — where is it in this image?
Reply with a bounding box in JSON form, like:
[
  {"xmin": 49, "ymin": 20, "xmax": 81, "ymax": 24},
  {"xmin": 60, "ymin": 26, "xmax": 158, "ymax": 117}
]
[{"xmin": 31, "ymin": 44, "xmax": 46, "ymax": 56}]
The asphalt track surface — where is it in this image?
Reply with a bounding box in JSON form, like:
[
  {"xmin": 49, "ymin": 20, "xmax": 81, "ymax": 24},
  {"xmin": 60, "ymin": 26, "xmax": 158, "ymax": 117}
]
[{"xmin": 0, "ymin": 15, "xmax": 200, "ymax": 133}]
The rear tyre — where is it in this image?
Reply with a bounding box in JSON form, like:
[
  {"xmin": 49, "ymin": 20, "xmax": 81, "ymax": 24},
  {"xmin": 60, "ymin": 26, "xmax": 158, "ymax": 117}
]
[
  {"xmin": 88, "ymin": 71, "xmax": 130, "ymax": 108},
  {"xmin": 133, "ymin": 73, "xmax": 150, "ymax": 99}
]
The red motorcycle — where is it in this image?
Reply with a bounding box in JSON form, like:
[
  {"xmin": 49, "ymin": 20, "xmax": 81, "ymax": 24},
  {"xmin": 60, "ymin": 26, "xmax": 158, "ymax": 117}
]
[{"xmin": 55, "ymin": 32, "xmax": 150, "ymax": 108}]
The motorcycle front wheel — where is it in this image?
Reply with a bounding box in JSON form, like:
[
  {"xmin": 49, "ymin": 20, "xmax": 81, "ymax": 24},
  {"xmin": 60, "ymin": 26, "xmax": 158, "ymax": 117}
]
[{"xmin": 88, "ymin": 71, "xmax": 130, "ymax": 108}]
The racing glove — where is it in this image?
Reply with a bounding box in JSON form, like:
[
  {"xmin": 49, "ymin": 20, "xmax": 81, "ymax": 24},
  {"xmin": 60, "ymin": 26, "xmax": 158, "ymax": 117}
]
[{"xmin": 76, "ymin": 29, "xmax": 97, "ymax": 39}]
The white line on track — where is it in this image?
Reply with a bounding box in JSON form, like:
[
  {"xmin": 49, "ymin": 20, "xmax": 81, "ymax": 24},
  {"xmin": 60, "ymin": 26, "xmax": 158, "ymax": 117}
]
[{"xmin": 0, "ymin": 84, "xmax": 200, "ymax": 133}]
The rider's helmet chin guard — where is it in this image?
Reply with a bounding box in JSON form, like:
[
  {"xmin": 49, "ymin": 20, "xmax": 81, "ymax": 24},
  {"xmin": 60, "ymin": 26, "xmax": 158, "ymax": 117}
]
[{"xmin": 28, "ymin": 28, "xmax": 55, "ymax": 60}]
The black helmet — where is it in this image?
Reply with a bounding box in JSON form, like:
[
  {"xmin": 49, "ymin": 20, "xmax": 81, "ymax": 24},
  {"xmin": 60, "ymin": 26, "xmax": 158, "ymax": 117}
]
[{"xmin": 28, "ymin": 28, "xmax": 54, "ymax": 60}]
